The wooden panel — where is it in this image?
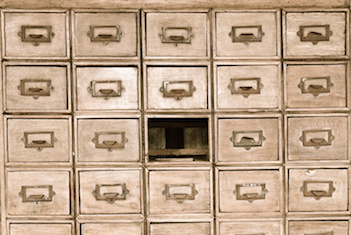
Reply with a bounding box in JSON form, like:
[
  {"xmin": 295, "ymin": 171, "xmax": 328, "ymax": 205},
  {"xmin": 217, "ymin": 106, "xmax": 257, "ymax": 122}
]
[
  {"xmin": 288, "ymin": 220, "xmax": 349, "ymax": 235},
  {"xmin": 10, "ymin": 223, "xmax": 73, "ymax": 235},
  {"xmin": 80, "ymin": 222, "xmax": 143, "ymax": 235},
  {"xmin": 150, "ymin": 222, "xmax": 211, "ymax": 235},
  {"xmin": 218, "ymin": 221, "xmax": 282, "ymax": 235}
]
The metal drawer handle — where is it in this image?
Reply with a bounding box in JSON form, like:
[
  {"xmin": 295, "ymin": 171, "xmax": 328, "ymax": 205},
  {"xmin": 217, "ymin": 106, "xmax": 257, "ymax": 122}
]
[
  {"xmin": 162, "ymin": 184, "xmax": 198, "ymax": 204},
  {"xmin": 18, "ymin": 26, "xmax": 55, "ymax": 46},
  {"xmin": 298, "ymin": 77, "xmax": 334, "ymax": 97},
  {"xmin": 91, "ymin": 132, "xmax": 128, "ymax": 152},
  {"xmin": 21, "ymin": 131, "xmax": 57, "ymax": 151},
  {"xmin": 17, "ymin": 79, "xmax": 54, "ymax": 100},
  {"xmin": 230, "ymin": 130, "xmax": 266, "ymax": 150},
  {"xmin": 297, "ymin": 25, "xmax": 333, "ymax": 45},
  {"xmin": 300, "ymin": 180, "xmax": 335, "ymax": 200},
  {"xmin": 92, "ymin": 183, "xmax": 129, "ymax": 204},
  {"xmin": 19, "ymin": 185, "xmax": 56, "ymax": 204},
  {"xmin": 299, "ymin": 129, "xmax": 335, "ymax": 150},
  {"xmin": 158, "ymin": 27, "xmax": 195, "ymax": 46},
  {"xmin": 228, "ymin": 26, "xmax": 265, "ymax": 46},
  {"xmin": 305, "ymin": 232, "xmax": 334, "ymax": 235},
  {"xmin": 159, "ymin": 81, "xmax": 196, "ymax": 101},
  {"xmin": 87, "ymin": 80, "xmax": 125, "ymax": 100},
  {"xmin": 233, "ymin": 183, "xmax": 268, "ymax": 203},
  {"xmin": 228, "ymin": 78, "xmax": 263, "ymax": 98},
  {"xmin": 87, "ymin": 26, "xmax": 124, "ymax": 45}
]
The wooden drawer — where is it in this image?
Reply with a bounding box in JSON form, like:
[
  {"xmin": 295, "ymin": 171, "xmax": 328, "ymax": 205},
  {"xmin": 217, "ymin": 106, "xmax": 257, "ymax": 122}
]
[
  {"xmin": 216, "ymin": 115, "xmax": 281, "ymax": 163},
  {"xmin": 79, "ymin": 222, "xmax": 143, "ymax": 235},
  {"xmin": 74, "ymin": 63, "xmax": 140, "ymax": 112},
  {"xmin": 5, "ymin": 116, "xmax": 72, "ymax": 165},
  {"xmin": 218, "ymin": 220, "xmax": 282, "ymax": 235},
  {"xmin": 149, "ymin": 221, "xmax": 212, "ymax": 235},
  {"xmin": 215, "ymin": 62, "xmax": 281, "ymax": 111},
  {"xmin": 76, "ymin": 117, "xmax": 141, "ymax": 163},
  {"xmin": 77, "ymin": 168, "xmax": 142, "ymax": 215},
  {"xmin": 2, "ymin": 9, "xmax": 69, "ymax": 59},
  {"xmin": 9, "ymin": 221, "xmax": 74, "ymax": 235},
  {"xmin": 287, "ymin": 167, "xmax": 349, "ymax": 213},
  {"xmin": 216, "ymin": 167, "xmax": 282, "ymax": 215},
  {"xmin": 144, "ymin": 63, "xmax": 210, "ymax": 111},
  {"xmin": 143, "ymin": 10, "xmax": 209, "ymax": 58},
  {"xmin": 214, "ymin": 10, "xmax": 280, "ymax": 59},
  {"xmin": 283, "ymin": 9, "xmax": 349, "ymax": 58},
  {"xmin": 288, "ymin": 220, "xmax": 349, "ymax": 235},
  {"xmin": 72, "ymin": 10, "xmax": 139, "ymax": 59},
  {"xmin": 284, "ymin": 62, "xmax": 348, "ymax": 110},
  {"xmin": 3, "ymin": 62, "xmax": 70, "ymax": 113},
  {"xmin": 6, "ymin": 169, "xmax": 72, "ymax": 217},
  {"xmin": 147, "ymin": 167, "xmax": 212, "ymax": 215},
  {"xmin": 286, "ymin": 115, "xmax": 349, "ymax": 161}
]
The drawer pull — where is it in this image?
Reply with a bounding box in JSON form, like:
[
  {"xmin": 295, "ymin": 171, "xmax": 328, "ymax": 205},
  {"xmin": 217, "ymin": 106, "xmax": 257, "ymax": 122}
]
[
  {"xmin": 297, "ymin": 25, "xmax": 333, "ymax": 45},
  {"xmin": 162, "ymin": 184, "xmax": 198, "ymax": 204},
  {"xmin": 21, "ymin": 131, "xmax": 57, "ymax": 151},
  {"xmin": 19, "ymin": 185, "xmax": 56, "ymax": 204},
  {"xmin": 18, "ymin": 26, "xmax": 55, "ymax": 46},
  {"xmin": 228, "ymin": 78, "xmax": 263, "ymax": 98},
  {"xmin": 158, "ymin": 27, "xmax": 195, "ymax": 46},
  {"xmin": 87, "ymin": 26, "xmax": 124, "ymax": 45},
  {"xmin": 87, "ymin": 80, "xmax": 125, "ymax": 100},
  {"xmin": 159, "ymin": 81, "xmax": 196, "ymax": 101},
  {"xmin": 298, "ymin": 77, "xmax": 334, "ymax": 97},
  {"xmin": 300, "ymin": 180, "xmax": 335, "ymax": 200},
  {"xmin": 17, "ymin": 79, "xmax": 54, "ymax": 99},
  {"xmin": 228, "ymin": 26, "xmax": 265, "ymax": 45},
  {"xmin": 91, "ymin": 132, "xmax": 128, "ymax": 152},
  {"xmin": 233, "ymin": 183, "xmax": 268, "ymax": 203},
  {"xmin": 230, "ymin": 130, "xmax": 266, "ymax": 150},
  {"xmin": 299, "ymin": 129, "xmax": 335, "ymax": 149},
  {"xmin": 304, "ymin": 232, "xmax": 334, "ymax": 235},
  {"xmin": 92, "ymin": 183, "xmax": 129, "ymax": 204}
]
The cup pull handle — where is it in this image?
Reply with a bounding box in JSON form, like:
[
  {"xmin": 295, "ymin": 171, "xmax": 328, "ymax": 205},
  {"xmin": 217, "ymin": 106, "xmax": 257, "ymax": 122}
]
[
  {"xmin": 298, "ymin": 77, "xmax": 334, "ymax": 97},
  {"xmin": 91, "ymin": 132, "xmax": 128, "ymax": 152},
  {"xmin": 297, "ymin": 25, "xmax": 333, "ymax": 45},
  {"xmin": 299, "ymin": 129, "xmax": 335, "ymax": 149},
  {"xmin": 300, "ymin": 180, "xmax": 335, "ymax": 200},
  {"xmin": 162, "ymin": 184, "xmax": 198, "ymax": 204},
  {"xmin": 21, "ymin": 131, "xmax": 57, "ymax": 151},
  {"xmin": 19, "ymin": 185, "xmax": 56, "ymax": 204},
  {"xmin": 87, "ymin": 80, "xmax": 124, "ymax": 100},
  {"xmin": 87, "ymin": 25, "xmax": 124, "ymax": 45},
  {"xmin": 18, "ymin": 25, "xmax": 55, "ymax": 46},
  {"xmin": 228, "ymin": 25, "xmax": 265, "ymax": 46},
  {"xmin": 92, "ymin": 183, "xmax": 129, "ymax": 204},
  {"xmin": 159, "ymin": 81, "xmax": 196, "ymax": 101},
  {"xmin": 233, "ymin": 183, "xmax": 268, "ymax": 203},
  {"xmin": 228, "ymin": 78, "xmax": 263, "ymax": 98},
  {"xmin": 230, "ymin": 130, "xmax": 266, "ymax": 150},
  {"xmin": 17, "ymin": 79, "xmax": 54, "ymax": 100},
  {"xmin": 158, "ymin": 27, "xmax": 195, "ymax": 46}
]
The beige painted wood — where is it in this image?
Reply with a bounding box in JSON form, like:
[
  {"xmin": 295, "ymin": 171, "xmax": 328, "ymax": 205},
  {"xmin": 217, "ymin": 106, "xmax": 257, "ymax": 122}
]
[
  {"xmin": 2, "ymin": 10, "xmax": 69, "ymax": 59},
  {"xmin": 144, "ymin": 11, "xmax": 209, "ymax": 58},
  {"xmin": 77, "ymin": 118, "xmax": 140, "ymax": 162},
  {"xmin": 287, "ymin": 115, "xmax": 348, "ymax": 161},
  {"xmin": 288, "ymin": 220, "xmax": 349, "ymax": 235},
  {"xmin": 78, "ymin": 169, "xmax": 142, "ymax": 214},
  {"xmin": 72, "ymin": 11, "xmax": 139, "ymax": 59},
  {"xmin": 4, "ymin": 63, "xmax": 70, "ymax": 112},
  {"xmin": 217, "ymin": 117, "xmax": 280, "ymax": 162},
  {"xmin": 215, "ymin": 10, "xmax": 280, "ymax": 58},
  {"xmin": 146, "ymin": 65, "xmax": 209, "ymax": 110},
  {"xmin": 285, "ymin": 62, "xmax": 347, "ymax": 109},
  {"xmin": 215, "ymin": 63, "xmax": 280, "ymax": 110},
  {"xmin": 6, "ymin": 117, "xmax": 71, "ymax": 163},
  {"xmin": 150, "ymin": 222, "xmax": 210, "ymax": 235},
  {"xmin": 218, "ymin": 169, "xmax": 281, "ymax": 213},
  {"xmin": 288, "ymin": 168, "xmax": 348, "ymax": 212},
  {"xmin": 6, "ymin": 169, "xmax": 71, "ymax": 216},
  {"xmin": 79, "ymin": 222, "xmax": 143, "ymax": 235},
  {"xmin": 75, "ymin": 65, "xmax": 139, "ymax": 111},
  {"xmin": 148, "ymin": 169, "xmax": 211, "ymax": 214},
  {"xmin": 218, "ymin": 221, "xmax": 282, "ymax": 235},
  {"xmin": 10, "ymin": 223, "xmax": 73, "ymax": 235},
  {"xmin": 284, "ymin": 10, "xmax": 349, "ymax": 58}
]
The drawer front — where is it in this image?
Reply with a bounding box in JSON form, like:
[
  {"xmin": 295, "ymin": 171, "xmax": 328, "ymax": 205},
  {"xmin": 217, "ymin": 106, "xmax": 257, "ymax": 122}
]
[
  {"xmin": 284, "ymin": 11, "xmax": 348, "ymax": 58},
  {"xmin": 80, "ymin": 222, "xmax": 143, "ymax": 235},
  {"xmin": 288, "ymin": 220, "xmax": 349, "ymax": 235},
  {"xmin": 145, "ymin": 12, "xmax": 208, "ymax": 58},
  {"xmin": 146, "ymin": 66, "xmax": 209, "ymax": 110},
  {"xmin": 148, "ymin": 169, "xmax": 211, "ymax": 214},
  {"xmin": 150, "ymin": 222, "xmax": 211, "ymax": 235},
  {"xmin": 5, "ymin": 64, "xmax": 69, "ymax": 112},
  {"xmin": 73, "ymin": 12, "xmax": 138, "ymax": 58},
  {"xmin": 78, "ymin": 169, "xmax": 142, "ymax": 214},
  {"xmin": 10, "ymin": 223, "xmax": 73, "ymax": 235},
  {"xmin": 7, "ymin": 118, "xmax": 71, "ymax": 163},
  {"xmin": 217, "ymin": 117, "xmax": 280, "ymax": 162},
  {"xmin": 218, "ymin": 221, "xmax": 281, "ymax": 235},
  {"xmin": 215, "ymin": 11, "xmax": 279, "ymax": 58},
  {"xmin": 287, "ymin": 116, "xmax": 348, "ymax": 161},
  {"xmin": 285, "ymin": 63, "xmax": 347, "ymax": 109},
  {"xmin": 288, "ymin": 168, "xmax": 348, "ymax": 212},
  {"xmin": 75, "ymin": 66, "xmax": 139, "ymax": 111},
  {"xmin": 216, "ymin": 64, "xmax": 280, "ymax": 110},
  {"xmin": 3, "ymin": 11, "xmax": 68, "ymax": 58},
  {"xmin": 77, "ymin": 118, "xmax": 140, "ymax": 162},
  {"xmin": 218, "ymin": 169, "xmax": 281, "ymax": 213},
  {"xmin": 7, "ymin": 170, "xmax": 71, "ymax": 216}
]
